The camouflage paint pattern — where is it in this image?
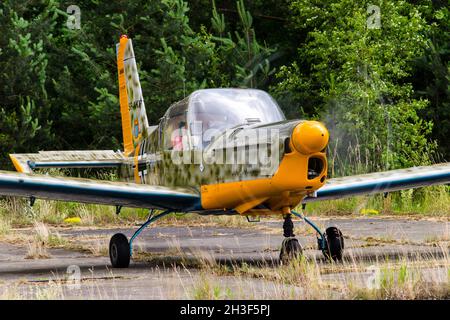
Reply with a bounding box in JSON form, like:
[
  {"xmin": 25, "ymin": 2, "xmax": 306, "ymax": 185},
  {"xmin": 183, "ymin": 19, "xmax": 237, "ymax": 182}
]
[
  {"xmin": 122, "ymin": 39, "xmax": 150, "ymax": 147},
  {"xmin": 119, "ymin": 115, "xmax": 302, "ymax": 192}
]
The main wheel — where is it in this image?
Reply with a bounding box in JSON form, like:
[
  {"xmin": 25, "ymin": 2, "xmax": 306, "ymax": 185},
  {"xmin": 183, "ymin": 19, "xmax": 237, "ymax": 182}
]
[
  {"xmin": 280, "ymin": 238, "xmax": 303, "ymax": 263},
  {"xmin": 323, "ymin": 227, "xmax": 344, "ymax": 262},
  {"xmin": 109, "ymin": 233, "xmax": 130, "ymax": 268}
]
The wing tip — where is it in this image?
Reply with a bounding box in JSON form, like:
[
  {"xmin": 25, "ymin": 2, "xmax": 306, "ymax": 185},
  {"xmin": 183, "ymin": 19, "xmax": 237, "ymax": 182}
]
[{"xmin": 9, "ymin": 154, "xmax": 25, "ymax": 173}]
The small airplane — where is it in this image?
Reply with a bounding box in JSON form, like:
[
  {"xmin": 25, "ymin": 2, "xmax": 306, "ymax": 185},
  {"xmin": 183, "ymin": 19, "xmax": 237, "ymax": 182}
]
[{"xmin": 1, "ymin": 35, "xmax": 449, "ymax": 267}]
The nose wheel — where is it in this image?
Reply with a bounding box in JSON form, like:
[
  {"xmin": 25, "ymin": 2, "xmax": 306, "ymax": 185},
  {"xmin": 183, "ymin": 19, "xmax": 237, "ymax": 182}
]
[
  {"xmin": 280, "ymin": 237, "xmax": 303, "ymax": 263},
  {"xmin": 279, "ymin": 214, "xmax": 303, "ymax": 264}
]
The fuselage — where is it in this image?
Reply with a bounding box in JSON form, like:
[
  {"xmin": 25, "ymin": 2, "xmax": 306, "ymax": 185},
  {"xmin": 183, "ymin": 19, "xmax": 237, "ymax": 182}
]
[{"xmin": 119, "ymin": 89, "xmax": 329, "ymax": 215}]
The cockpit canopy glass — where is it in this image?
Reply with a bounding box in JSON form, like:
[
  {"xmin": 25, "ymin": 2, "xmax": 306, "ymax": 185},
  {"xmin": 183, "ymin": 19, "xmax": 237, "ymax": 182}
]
[
  {"xmin": 162, "ymin": 89, "xmax": 286, "ymax": 150},
  {"xmin": 188, "ymin": 89, "xmax": 285, "ymax": 148}
]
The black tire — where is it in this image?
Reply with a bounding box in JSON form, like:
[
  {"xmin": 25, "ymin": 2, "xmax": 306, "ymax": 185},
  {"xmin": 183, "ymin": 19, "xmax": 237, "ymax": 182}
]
[
  {"xmin": 109, "ymin": 233, "xmax": 130, "ymax": 268},
  {"xmin": 323, "ymin": 227, "xmax": 344, "ymax": 262},
  {"xmin": 279, "ymin": 238, "xmax": 303, "ymax": 263}
]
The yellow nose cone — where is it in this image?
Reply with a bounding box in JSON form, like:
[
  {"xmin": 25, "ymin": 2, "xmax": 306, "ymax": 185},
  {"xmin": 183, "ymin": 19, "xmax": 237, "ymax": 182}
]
[{"xmin": 291, "ymin": 121, "xmax": 329, "ymax": 154}]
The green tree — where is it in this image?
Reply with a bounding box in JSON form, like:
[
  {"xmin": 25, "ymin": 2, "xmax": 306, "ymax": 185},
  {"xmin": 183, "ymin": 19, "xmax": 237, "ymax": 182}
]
[
  {"xmin": 411, "ymin": 1, "xmax": 449, "ymax": 161},
  {"xmin": 0, "ymin": 0, "xmax": 446, "ymax": 175},
  {"xmin": 0, "ymin": 1, "xmax": 57, "ymax": 168},
  {"xmin": 147, "ymin": 0, "xmax": 277, "ymax": 119},
  {"xmin": 275, "ymin": 0, "xmax": 436, "ymax": 176}
]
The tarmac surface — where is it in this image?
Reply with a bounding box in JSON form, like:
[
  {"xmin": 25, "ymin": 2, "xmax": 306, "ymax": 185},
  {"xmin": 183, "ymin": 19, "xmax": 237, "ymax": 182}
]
[{"xmin": 0, "ymin": 216, "xmax": 448, "ymax": 299}]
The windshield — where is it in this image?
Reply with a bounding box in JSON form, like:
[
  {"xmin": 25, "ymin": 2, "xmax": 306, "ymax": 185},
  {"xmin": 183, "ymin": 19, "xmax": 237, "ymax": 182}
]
[
  {"xmin": 188, "ymin": 89, "xmax": 285, "ymax": 147},
  {"xmin": 162, "ymin": 98, "xmax": 188, "ymax": 151}
]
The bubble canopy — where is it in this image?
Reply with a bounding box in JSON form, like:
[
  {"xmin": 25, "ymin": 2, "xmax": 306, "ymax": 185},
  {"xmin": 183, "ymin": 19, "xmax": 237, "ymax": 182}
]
[
  {"xmin": 190, "ymin": 88, "xmax": 284, "ymax": 128},
  {"xmin": 162, "ymin": 89, "xmax": 286, "ymax": 150}
]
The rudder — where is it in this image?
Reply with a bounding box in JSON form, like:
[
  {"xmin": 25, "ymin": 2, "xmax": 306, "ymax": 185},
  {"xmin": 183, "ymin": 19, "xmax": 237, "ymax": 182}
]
[{"xmin": 116, "ymin": 35, "xmax": 149, "ymax": 156}]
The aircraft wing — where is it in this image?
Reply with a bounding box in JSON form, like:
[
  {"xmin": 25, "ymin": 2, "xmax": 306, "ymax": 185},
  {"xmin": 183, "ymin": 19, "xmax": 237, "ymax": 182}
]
[
  {"xmin": 303, "ymin": 163, "xmax": 450, "ymax": 203},
  {"xmin": 0, "ymin": 171, "xmax": 201, "ymax": 211}
]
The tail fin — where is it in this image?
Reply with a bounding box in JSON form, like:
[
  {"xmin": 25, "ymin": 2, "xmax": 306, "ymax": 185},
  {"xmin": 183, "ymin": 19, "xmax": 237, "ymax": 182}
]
[{"xmin": 116, "ymin": 35, "xmax": 149, "ymax": 156}]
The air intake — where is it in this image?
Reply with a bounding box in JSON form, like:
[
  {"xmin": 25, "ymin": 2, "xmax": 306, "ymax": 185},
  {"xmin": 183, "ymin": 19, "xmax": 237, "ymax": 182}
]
[{"xmin": 308, "ymin": 157, "xmax": 324, "ymax": 180}]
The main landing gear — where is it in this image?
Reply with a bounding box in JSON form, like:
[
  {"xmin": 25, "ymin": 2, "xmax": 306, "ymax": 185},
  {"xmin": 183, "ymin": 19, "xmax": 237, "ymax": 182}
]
[
  {"xmin": 109, "ymin": 233, "xmax": 130, "ymax": 268},
  {"xmin": 108, "ymin": 207, "xmax": 344, "ymax": 268},
  {"xmin": 280, "ymin": 209, "xmax": 344, "ymax": 264},
  {"xmin": 109, "ymin": 209, "xmax": 172, "ymax": 268}
]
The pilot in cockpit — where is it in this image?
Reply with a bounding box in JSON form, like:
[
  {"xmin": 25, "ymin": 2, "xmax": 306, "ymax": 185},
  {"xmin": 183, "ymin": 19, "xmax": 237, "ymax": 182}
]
[{"xmin": 169, "ymin": 120, "xmax": 186, "ymax": 151}]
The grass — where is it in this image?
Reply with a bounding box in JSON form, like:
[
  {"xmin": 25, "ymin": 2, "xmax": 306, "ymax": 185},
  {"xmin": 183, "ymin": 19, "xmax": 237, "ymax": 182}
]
[
  {"xmin": 0, "ymin": 281, "xmax": 65, "ymax": 300},
  {"xmin": 191, "ymin": 272, "xmax": 234, "ymax": 299},
  {"xmin": 24, "ymin": 222, "xmax": 68, "ymax": 259},
  {"xmin": 0, "ymin": 214, "xmax": 11, "ymax": 236},
  {"xmin": 186, "ymin": 251, "xmax": 450, "ymax": 300},
  {"xmin": 305, "ymin": 185, "xmax": 450, "ymax": 217},
  {"xmin": 64, "ymin": 238, "xmax": 109, "ymax": 257},
  {"xmin": 0, "ymin": 235, "xmax": 448, "ymax": 299},
  {"xmin": 0, "ymin": 196, "xmax": 270, "ymax": 233},
  {"xmin": 0, "ymin": 196, "xmax": 151, "ymax": 227},
  {"xmin": 124, "ymin": 230, "xmax": 450, "ymax": 300},
  {"xmin": 25, "ymin": 240, "xmax": 50, "ymax": 259}
]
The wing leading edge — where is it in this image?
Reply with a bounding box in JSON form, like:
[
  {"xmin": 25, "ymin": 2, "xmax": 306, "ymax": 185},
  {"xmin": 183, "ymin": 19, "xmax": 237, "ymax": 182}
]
[
  {"xmin": 0, "ymin": 171, "xmax": 201, "ymax": 211},
  {"xmin": 303, "ymin": 163, "xmax": 450, "ymax": 203}
]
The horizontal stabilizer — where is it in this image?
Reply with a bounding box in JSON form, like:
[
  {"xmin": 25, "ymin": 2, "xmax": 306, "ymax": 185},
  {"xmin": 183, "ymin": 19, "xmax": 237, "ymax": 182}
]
[{"xmin": 10, "ymin": 150, "xmax": 126, "ymax": 173}]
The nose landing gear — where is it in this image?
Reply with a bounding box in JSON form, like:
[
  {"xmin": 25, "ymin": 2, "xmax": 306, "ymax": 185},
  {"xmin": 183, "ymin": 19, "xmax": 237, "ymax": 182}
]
[{"xmin": 279, "ymin": 214, "xmax": 303, "ymax": 263}]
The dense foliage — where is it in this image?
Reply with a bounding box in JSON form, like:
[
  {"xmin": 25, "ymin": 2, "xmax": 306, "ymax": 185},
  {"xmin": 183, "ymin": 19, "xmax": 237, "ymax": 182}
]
[{"xmin": 0, "ymin": 0, "xmax": 448, "ymax": 175}]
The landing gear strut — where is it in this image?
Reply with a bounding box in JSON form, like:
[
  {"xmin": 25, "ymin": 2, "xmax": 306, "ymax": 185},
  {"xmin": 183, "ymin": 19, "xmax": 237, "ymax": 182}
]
[
  {"xmin": 279, "ymin": 214, "xmax": 303, "ymax": 263},
  {"xmin": 109, "ymin": 209, "xmax": 172, "ymax": 268},
  {"xmin": 291, "ymin": 209, "xmax": 344, "ymax": 262}
]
